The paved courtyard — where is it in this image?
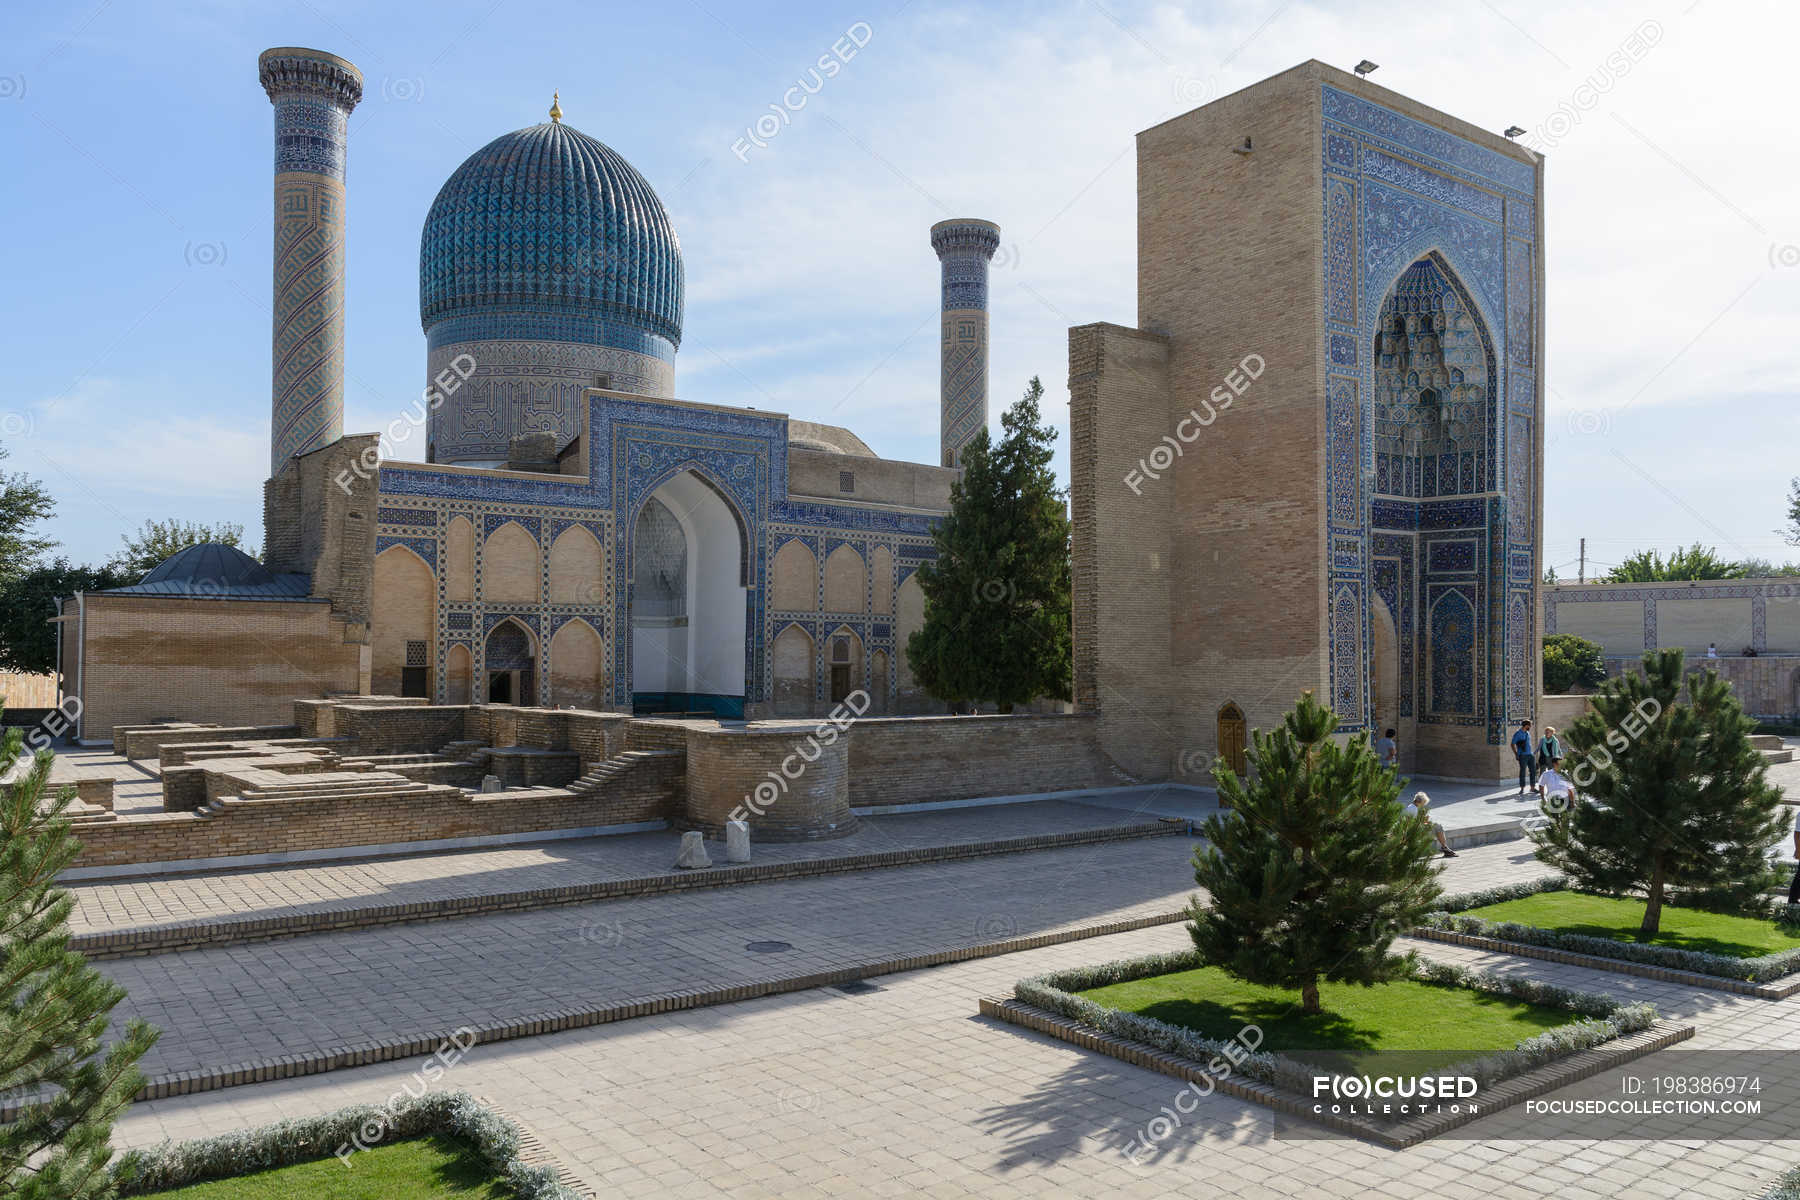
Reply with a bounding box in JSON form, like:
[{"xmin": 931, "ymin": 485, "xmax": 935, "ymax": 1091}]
[
  {"xmin": 106, "ymin": 901, "xmax": 1799, "ymax": 1199},
  {"xmin": 31, "ymin": 748, "xmax": 1800, "ymax": 1196}
]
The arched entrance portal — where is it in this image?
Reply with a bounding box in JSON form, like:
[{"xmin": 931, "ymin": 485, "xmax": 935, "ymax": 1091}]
[
  {"xmin": 630, "ymin": 471, "xmax": 749, "ymax": 718},
  {"xmin": 485, "ymin": 619, "xmax": 535, "ymax": 705}
]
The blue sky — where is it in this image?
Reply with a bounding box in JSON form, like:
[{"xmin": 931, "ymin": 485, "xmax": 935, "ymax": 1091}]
[{"xmin": 3, "ymin": 0, "xmax": 1797, "ymax": 579}]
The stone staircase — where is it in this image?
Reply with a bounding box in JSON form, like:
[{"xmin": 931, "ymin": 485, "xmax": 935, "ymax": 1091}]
[
  {"xmin": 567, "ymin": 749, "xmax": 682, "ymax": 796},
  {"xmin": 1752, "ymin": 734, "xmax": 1795, "ymax": 765}
]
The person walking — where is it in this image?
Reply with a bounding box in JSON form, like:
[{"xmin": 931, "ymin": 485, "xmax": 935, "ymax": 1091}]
[{"xmin": 1511, "ymin": 719, "xmax": 1537, "ymax": 794}]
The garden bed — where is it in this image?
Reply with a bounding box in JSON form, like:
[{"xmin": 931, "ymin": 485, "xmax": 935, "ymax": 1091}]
[
  {"xmin": 1416, "ymin": 877, "xmax": 1800, "ymax": 998},
  {"xmin": 138, "ymin": 1134, "xmax": 506, "ymax": 1198},
  {"xmin": 982, "ymin": 947, "xmax": 1687, "ymax": 1147},
  {"xmin": 113, "ymin": 1091, "xmax": 585, "ymax": 1199}
]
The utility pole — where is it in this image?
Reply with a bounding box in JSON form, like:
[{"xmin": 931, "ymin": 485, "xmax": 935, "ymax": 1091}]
[{"xmin": 1578, "ymin": 537, "xmax": 1586, "ymax": 584}]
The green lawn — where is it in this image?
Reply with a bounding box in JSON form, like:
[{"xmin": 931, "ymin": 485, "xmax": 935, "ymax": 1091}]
[
  {"xmin": 1468, "ymin": 891, "xmax": 1800, "ymax": 959},
  {"xmin": 143, "ymin": 1135, "xmax": 508, "ymax": 1199},
  {"xmin": 1076, "ymin": 965, "xmax": 1576, "ymax": 1053}
]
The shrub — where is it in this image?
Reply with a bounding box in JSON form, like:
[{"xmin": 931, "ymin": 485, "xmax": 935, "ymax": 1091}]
[{"xmin": 1543, "ymin": 634, "xmax": 1607, "ymax": 694}]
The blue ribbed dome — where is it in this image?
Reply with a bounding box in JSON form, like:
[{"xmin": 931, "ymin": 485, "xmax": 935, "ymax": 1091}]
[{"xmin": 419, "ymin": 121, "xmax": 683, "ymax": 346}]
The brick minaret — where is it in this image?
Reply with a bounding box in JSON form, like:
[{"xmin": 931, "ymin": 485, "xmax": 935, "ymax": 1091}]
[
  {"xmin": 259, "ymin": 47, "xmax": 362, "ymax": 475},
  {"xmin": 929, "ymin": 219, "xmax": 1000, "ymax": 468}
]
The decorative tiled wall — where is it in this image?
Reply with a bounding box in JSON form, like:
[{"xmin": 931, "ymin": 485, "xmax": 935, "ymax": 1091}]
[
  {"xmin": 1322, "ymin": 85, "xmax": 1540, "ymax": 743},
  {"xmin": 378, "ymin": 391, "xmax": 942, "ymax": 710}
]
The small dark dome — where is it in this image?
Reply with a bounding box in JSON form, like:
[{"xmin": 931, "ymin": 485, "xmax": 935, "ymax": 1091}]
[{"xmin": 140, "ymin": 543, "xmax": 275, "ymax": 589}]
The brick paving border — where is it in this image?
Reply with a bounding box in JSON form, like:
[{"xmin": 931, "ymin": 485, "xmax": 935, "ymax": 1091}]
[
  {"xmin": 977, "ymin": 996, "xmax": 1695, "ymax": 1149},
  {"xmin": 471, "ymin": 1093, "xmax": 597, "ymax": 1199},
  {"xmin": 3, "ymin": 907, "xmax": 1193, "ymax": 1123},
  {"xmin": 70, "ymin": 820, "xmax": 1186, "ymax": 960},
  {"xmin": 1412, "ymin": 927, "xmax": 1800, "ymax": 999}
]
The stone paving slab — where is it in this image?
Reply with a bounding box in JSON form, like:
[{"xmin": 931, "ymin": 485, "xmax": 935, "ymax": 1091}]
[
  {"xmin": 64, "ymin": 799, "xmax": 1175, "ymax": 940},
  {"xmin": 106, "ymin": 896, "xmax": 1800, "ymax": 1200}
]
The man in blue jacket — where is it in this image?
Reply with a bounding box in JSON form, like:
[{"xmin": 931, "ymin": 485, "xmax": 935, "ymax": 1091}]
[{"xmin": 1511, "ymin": 719, "xmax": 1537, "ymax": 794}]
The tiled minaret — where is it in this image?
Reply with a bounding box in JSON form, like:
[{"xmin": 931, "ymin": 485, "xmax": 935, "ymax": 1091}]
[
  {"xmin": 259, "ymin": 47, "xmax": 363, "ymax": 474},
  {"xmin": 929, "ymin": 219, "xmax": 1000, "ymax": 468}
]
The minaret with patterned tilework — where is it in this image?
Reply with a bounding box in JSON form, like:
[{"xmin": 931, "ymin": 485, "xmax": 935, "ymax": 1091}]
[
  {"xmin": 259, "ymin": 47, "xmax": 362, "ymax": 475},
  {"xmin": 930, "ymin": 218, "xmax": 1000, "ymax": 469}
]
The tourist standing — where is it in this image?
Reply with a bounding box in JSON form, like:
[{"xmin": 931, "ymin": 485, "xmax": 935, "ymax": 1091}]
[
  {"xmin": 1536, "ymin": 725, "xmax": 1562, "ymax": 772},
  {"xmin": 1511, "ymin": 720, "xmax": 1537, "ymax": 794},
  {"xmin": 1374, "ymin": 727, "xmax": 1398, "ymax": 770},
  {"xmin": 1789, "ymin": 808, "xmax": 1800, "ymax": 907}
]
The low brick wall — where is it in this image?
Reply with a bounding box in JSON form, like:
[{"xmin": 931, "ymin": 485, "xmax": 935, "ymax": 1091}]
[
  {"xmin": 487, "ymin": 747, "xmax": 582, "ymax": 788},
  {"xmin": 336, "ymin": 705, "xmax": 470, "ymax": 754},
  {"xmin": 116, "ymin": 724, "xmax": 300, "ymax": 761},
  {"xmin": 69, "ymin": 757, "xmax": 685, "ymax": 868},
  {"xmin": 848, "ymin": 713, "xmax": 1114, "ymax": 809},
  {"xmin": 684, "ymin": 722, "xmax": 855, "ymax": 841},
  {"xmin": 566, "ymin": 712, "xmax": 629, "ymax": 771},
  {"xmin": 626, "ymin": 720, "xmax": 690, "ymax": 754},
  {"xmin": 161, "ymin": 753, "xmax": 338, "ymax": 813},
  {"xmin": 1604, "ymin": 654, "xmax": 1800, "ymax": 719},
  {"xmin": 294, "ymin": 696, "xmax": 428, "ymax": 739},
  {"xmin": 1538, "ymin": 694, "xmax": 1592, "ymax": 733}
]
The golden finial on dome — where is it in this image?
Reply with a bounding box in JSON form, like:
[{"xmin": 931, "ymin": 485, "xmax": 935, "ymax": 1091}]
[{"xmin": 549, "ymin": 91, "xmax": 562, "ymax": 123}]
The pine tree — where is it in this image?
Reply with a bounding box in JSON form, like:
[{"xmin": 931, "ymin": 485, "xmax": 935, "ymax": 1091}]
[
  {"xmin": 1188, "ymin": 692, "xmax": 1442, "ymax": 1014},
  {"xmin": 1532, "ymin": 649, "xmax": 1785, "ymax": 936},
  {"xmin": 1, "ymin": 706, "xmax": 158, "ymax": 1198},
  {"xmin": 905, "ymin": 377, "xmax": 1072, "ymax": 711}
]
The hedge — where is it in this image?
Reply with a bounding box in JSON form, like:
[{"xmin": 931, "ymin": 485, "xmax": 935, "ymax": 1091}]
[{"xmin": 111, "ymin": 1090, "xmax": 578, "ymax": 1199}]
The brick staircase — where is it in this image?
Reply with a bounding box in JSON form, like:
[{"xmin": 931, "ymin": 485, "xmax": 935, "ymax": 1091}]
[{"xmin": 567, "ymin": 748, "xmax": 682, "ymax": 796}]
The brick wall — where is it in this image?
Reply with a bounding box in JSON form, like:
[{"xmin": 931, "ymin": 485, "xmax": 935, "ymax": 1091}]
[
  {"xmin": 1068, "ymin": 323, "xmax": 1174, "ymax": 780},
  {"xmin": 684, "ymin": 722, "xmax": 854, "ymax": 840},
  {"xmin": 1603, "ymin": 654, "xmax": 1800, "ymax": 719},
  {"xmin": 70, "ymin": 758, "xmax": 684, "ymax": 869},
  {"xmin": 71, "ymin": 595, "xmax": 362, "ymax": 741},
  {"xmin": 1138, "ymin": 64, "xmax": 1330, "ymax": 780},
  {"xmin": 565, "ymin": 711, "xmax": 630, "ymax": 770},
  {"xmin": 336, "ymin": 704, "xmax": 470, "ymax": 753},
  {"xmin": 848, "ymin": 713, "xmax": 1114, "ymax": 808},
  {"xmin": 116, "ymin": 724, "xmax": 300, "ymax": 761}
]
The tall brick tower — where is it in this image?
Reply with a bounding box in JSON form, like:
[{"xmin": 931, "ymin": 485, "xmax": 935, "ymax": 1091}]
[
  {"xmin": 259, "ymin": 47, "xmax": 362, "ymax": 475},
  {"xmin": 929, "ymin": 218, "xmax": 1000, "ymax": 468}
]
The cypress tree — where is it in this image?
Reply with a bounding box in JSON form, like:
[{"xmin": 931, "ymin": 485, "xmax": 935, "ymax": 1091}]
[{"xmin": 906, "ymin": 377, "xmax": 1072, "ymax": 711}]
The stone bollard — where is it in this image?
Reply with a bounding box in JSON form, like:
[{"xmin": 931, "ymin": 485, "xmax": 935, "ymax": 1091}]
[
  {"xmin": 725, "ymin": 819, "xmax": 751, "ymax": 863},
  {"xmin": 674, "ymin": 830, "xmax": 713, "ymax": 869},
  {"xmin": 480, "ymin": 775, "xmax": 503, "ymax": 793}
]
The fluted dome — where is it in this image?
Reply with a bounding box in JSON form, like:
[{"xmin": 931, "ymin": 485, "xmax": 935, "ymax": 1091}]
[{"xmin": 419, "ymin": 121, "xmax": 683, "ymax": 346}]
